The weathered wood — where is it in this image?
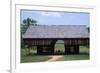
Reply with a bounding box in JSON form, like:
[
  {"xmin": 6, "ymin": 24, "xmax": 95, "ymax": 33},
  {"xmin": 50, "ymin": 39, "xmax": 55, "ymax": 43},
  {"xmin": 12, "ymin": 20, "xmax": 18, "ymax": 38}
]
[
  {"xmin": 65, "ymin": 45, "xmax": 71, "ymax": 54},
  {"xmin": 23, "ymin": 38, "xmax": 89, "ymax": 55},
  {"xmin": 37, "ymin": 46, "xmax": 43, "ymax": 55},
  {"xmin": 64, "ymin": 38, "xmax": 89, "ymax": 45},
  {"xmin": 64, "ymin": 45, "xmax": 79, "ymax": 54}
]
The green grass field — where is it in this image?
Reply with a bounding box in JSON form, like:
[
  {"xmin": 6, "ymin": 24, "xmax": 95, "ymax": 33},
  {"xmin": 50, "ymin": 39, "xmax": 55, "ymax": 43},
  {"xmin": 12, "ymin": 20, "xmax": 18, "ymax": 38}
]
[
  {"xmin": 21, "ymin": 48, "xmax": 51, "ymax": 63},
  {"xmin": 21, "ymin": 44, "xmax": 89, "ymax": 63}
]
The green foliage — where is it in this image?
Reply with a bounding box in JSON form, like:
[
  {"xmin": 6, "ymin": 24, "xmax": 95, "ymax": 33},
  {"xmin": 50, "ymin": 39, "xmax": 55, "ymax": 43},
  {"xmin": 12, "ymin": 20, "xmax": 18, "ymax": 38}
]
[
  {"xmin": 21, "ymin": 48, "xmax": 51, "ymax": 63},
  {"xmin": 21, "ymin": 17, "xmax": 38, "ymax": 34},
  {"xmin": 21, "ymin": 17, "xmax": 38, "ymax": 48}
]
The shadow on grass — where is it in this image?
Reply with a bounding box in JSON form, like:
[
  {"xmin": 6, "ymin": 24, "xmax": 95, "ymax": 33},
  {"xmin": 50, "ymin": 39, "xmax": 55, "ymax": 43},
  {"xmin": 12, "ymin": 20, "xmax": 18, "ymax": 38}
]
[
  {"xmin": 25, "ymin": 52, "xmax": 89, "ymax": 56},
  {"xmin": 21, "ymin": 51, "xmax": 89, "ymax": 63}
]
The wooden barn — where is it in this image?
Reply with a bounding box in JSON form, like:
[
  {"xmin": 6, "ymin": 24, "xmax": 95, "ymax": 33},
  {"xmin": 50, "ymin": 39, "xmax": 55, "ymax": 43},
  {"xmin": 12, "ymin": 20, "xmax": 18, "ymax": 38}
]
[{"xmin": 22, "ymin": 25, "xmax": 89, "ymax": 55}]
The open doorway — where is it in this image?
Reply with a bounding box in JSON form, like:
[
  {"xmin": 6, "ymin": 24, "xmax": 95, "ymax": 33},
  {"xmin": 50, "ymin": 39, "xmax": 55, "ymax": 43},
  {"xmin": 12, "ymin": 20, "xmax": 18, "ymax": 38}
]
[{"xmin": 54, "ymin": 40, "xmax": 65, "ymax": 55}]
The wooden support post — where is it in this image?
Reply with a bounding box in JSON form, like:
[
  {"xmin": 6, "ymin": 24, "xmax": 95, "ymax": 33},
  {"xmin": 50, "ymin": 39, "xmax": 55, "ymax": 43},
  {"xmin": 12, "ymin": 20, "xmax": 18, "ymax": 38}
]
[
  {"xmin": 65, "ymin": 45, "xmax": 70, "ymax": 54},
  {"xmin": 74, "ymin": 45, "xmax": 79, "ymax": 54},
  {"xmin": 50, "ymin": 45, "xmax": 54, "ymax": 54},
  {"xmin": 37, "ymin": 46, "xmax": 43, "ymax": 55},
  {"xmin": 64, "ymin": 45, "xmax": 79, "ymax": 54}
]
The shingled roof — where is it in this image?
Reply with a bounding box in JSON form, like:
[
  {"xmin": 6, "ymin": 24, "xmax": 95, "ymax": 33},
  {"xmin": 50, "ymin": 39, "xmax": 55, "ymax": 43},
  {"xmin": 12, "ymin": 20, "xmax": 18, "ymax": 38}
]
[{"xmin": 23, "ymin": 25, "xmax": 89, "ymax": 39}]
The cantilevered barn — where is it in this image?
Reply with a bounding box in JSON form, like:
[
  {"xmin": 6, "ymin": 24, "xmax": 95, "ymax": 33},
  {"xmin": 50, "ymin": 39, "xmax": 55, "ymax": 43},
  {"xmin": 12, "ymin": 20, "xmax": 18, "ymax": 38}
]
[{"xmin": 22, "ymin": 25, "xmax": 89, "ymax": 55}]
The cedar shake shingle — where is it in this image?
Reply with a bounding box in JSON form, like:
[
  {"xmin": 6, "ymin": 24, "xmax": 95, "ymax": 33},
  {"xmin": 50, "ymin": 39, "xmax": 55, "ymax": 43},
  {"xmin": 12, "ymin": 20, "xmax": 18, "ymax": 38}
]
[{"xmin": 23, "ymin": 25, "xmax": 89, "ymax": 39}]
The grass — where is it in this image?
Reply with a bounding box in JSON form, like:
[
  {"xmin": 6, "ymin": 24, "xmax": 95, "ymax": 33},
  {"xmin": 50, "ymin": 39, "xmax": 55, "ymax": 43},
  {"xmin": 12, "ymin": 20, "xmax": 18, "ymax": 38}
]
[
  {"xmin": 21, "ymin": 44, "xmax": 89, "ymax": 63},
  {"xmin": 59, "ymin": 55, "xmax": 89, "ymax": 61},
  {"xmin": 54, "ymin": 44, "xmax": 89, "ymax": 61},
  {"xmin": 55, "ymin": 43, "xmax": 65, "ymax": 52},
  {"xmin": 21, "ymin": 55, "xmax": 50, "ymax": 63},
  {"xmin": 21, "ymin": 48, "xmax": 51, "ymax": 63}
]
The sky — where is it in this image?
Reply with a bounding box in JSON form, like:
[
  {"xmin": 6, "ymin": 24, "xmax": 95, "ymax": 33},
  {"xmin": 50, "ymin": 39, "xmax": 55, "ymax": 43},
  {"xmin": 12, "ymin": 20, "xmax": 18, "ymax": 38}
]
[{"xmin": 20, "ymin": 10, "xmax": 90, "ymax": 26}]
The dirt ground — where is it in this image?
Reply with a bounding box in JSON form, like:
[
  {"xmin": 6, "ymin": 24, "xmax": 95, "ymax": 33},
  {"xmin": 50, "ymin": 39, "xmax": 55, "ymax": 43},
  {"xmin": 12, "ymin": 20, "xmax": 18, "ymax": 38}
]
[{"xmin": 46, "ymin": 55, "xmax": 63, "ymax": 62}]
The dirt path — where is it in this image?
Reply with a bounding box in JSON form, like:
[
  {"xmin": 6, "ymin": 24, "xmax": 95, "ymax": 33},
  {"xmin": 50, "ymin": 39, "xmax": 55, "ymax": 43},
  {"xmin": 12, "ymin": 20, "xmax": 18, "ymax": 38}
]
[{"xmin": 46, "ymin": 55, "xmax": 63, "ymax": 62}]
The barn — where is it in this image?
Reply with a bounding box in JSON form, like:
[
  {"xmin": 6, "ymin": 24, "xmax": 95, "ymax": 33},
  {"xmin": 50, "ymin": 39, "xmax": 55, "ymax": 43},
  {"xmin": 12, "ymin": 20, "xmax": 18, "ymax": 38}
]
[{"xmin": 22, "ymin": 25, "xmax": 89, "ymax": 55}]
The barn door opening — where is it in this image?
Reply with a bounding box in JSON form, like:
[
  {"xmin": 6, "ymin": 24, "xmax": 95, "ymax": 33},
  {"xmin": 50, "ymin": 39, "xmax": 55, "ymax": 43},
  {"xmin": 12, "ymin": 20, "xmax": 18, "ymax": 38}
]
[{"xmin": 54, "ymin": 40, "xmax": 65, "ymax": 55}]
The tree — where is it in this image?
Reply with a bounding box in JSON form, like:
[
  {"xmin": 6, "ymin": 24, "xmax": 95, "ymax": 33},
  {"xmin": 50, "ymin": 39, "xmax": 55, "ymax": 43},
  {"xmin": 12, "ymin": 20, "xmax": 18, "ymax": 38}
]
[
  {"xmin": 21, "ymin": 17, "xmax": 37, "ymax": 34},
  {"xmin": 23, "ymin": 17, "xmax": 37, "ymax": 26},
  {"xmin": 21, "ymin": 18, "xmax": 38, "ymax": 48}
]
